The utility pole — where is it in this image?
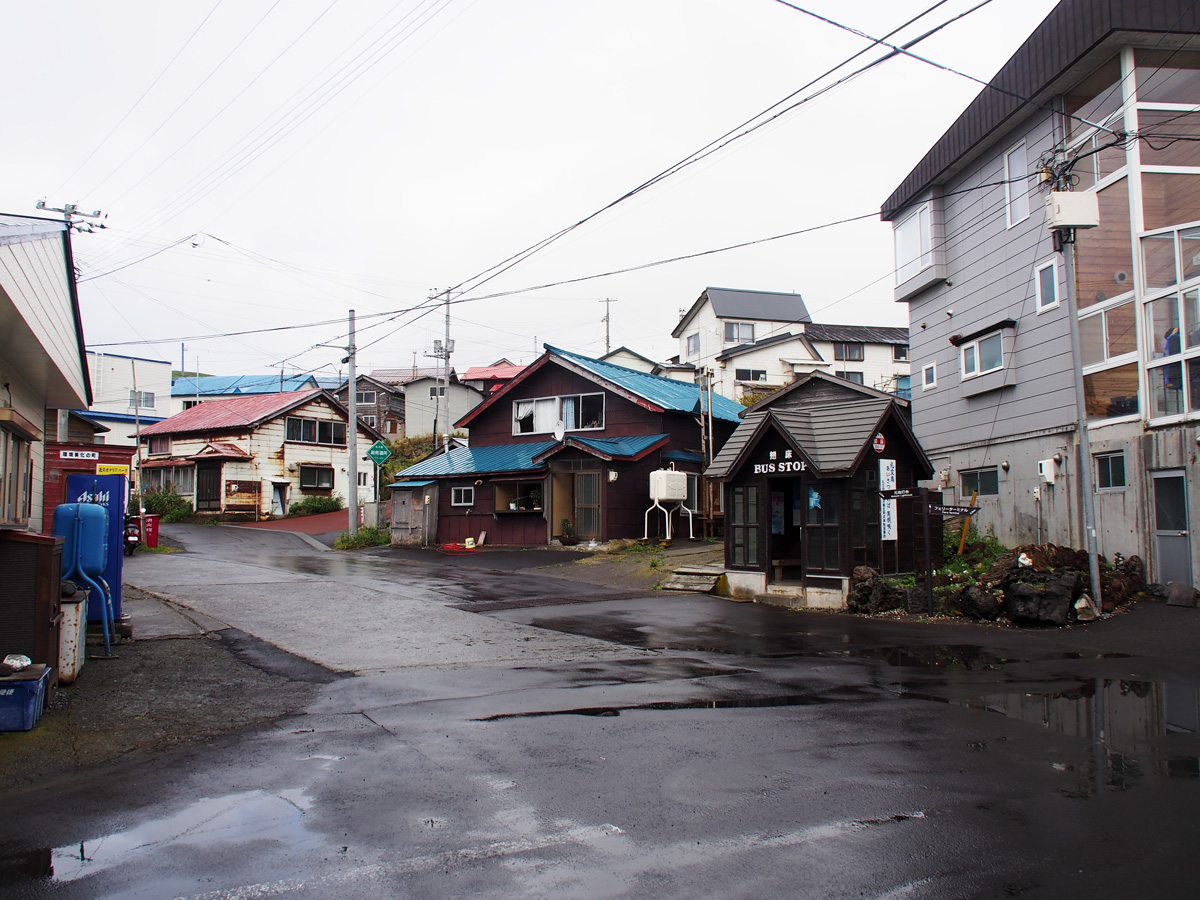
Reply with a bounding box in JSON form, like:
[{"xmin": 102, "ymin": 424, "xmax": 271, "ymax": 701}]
[
  {"xmin": 1045, "ymin": 161, "xmax": 1102, "ymax": 612},
  {"xmin": 346, "ymin": 310, "xmax": 359, "ymax": 538},
  {"xmin": 424, "ymin": 290, "xmax": 454, "ymax": 451},
  {"xmin": 36, "ymin": 200, "xmax": 107, "ymax": 233},
  {"xmin": 599, "ymin": 298, "xmax": 618, "ymax": 355},
  {"xmin": 131, "ymin": 359, "xmax": 144, "ymax": 539},
  {"xmin": 443, "ymin": 289, "xmax": 451, "ymax": 450}
]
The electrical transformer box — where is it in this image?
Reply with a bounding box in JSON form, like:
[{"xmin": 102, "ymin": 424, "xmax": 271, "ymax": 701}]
[
  {"xmin": 1045, "ymin": 191, "xmax": 1099, "ymax": 229},
  {"xmin": 649, "ymin": 469, "xmax": 688, "ymax": 501}
]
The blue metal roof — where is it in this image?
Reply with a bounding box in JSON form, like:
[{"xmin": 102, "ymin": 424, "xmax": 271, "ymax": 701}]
[
  {"xmin": 388, "ymin": 479, "xmax": 435, "ymax": 488},
  {"xmin": 75, "ymin": 409, "xmax": 165, "ymax": 425},
  {"xmin": 661, "ymin": 448, "xmax": 704, "ymax": 465},
  {"xmin": 567, "ymin": 434, "xmax": 668, "ymax": 459},
  {"xmin": 547, "ymin": 346, "xmax": 744, "ymax": 423},
  {"xmin": 397, "ymin": 441, "xmax": 557, "ymax": 478},
  {"xmin": 171, "ymin": 374, "xmax": 319, "ymax": 396}
]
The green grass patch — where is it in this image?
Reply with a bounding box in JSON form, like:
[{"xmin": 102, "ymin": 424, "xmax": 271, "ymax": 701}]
[{"xmin": 334, "ymin": 525, "xmax": 390, "ymax": 550}]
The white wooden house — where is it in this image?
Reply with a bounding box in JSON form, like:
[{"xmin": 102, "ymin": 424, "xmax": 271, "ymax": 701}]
[{"xmin": 137, "ymin": 390, "xmax": 382, "ymax": 516}]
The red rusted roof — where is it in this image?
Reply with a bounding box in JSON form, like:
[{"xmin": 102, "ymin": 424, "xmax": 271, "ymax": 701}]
[
  {"xmin": 140, "ymin": 390, "xmax": 322, "ymax": 435},
  {"xmin": 188, "ymin": 441, "xmax": 252, "ymax": 460},
  {"xmin": 462, "ymin": 363, "xmax": 525, "ymax": 381}
]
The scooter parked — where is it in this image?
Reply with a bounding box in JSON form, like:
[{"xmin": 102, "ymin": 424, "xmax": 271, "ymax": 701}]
[{"xmin": 124, "ymin": 513, "xmax": 141, "ymax": 556}]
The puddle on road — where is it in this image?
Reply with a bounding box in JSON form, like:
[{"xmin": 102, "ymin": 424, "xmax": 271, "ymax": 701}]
[
  {"xmin": 476, "ymin": 685, "xmax": 877, "ymax": 720},
  {"xmin": 31, "ymin": 789, "xmax": 319, "ymax": 884}
]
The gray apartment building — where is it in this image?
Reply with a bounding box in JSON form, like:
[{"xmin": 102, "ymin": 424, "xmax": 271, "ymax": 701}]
[{"xmin": 882, "ymin": 0, "xmax": 1200, "ymax": 589}]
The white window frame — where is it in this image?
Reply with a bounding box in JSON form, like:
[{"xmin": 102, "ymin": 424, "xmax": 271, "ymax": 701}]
[
  {"xmin": 893, "ymin": 344, "xmax": 909, "ymax": 361},
  {"xmin": 833, "ymin": 342, "xmax": 865, "ymax": 361},
  {"xmin": 894, "ymin": 202, "xmax": 932, "ymax": 285},
  {"xmin": 129, "ymin": 390, "xmax": 155, "ymax": 409},
  {"xmin": 451, "ymin": 486, "xmax": 475, "ymax": 507},
  {"xmin": 513, "ymin": 393, "xmax": 605, "ymax": 435},
  {"xmin": 356, "ymin": 391, "xmax": 376, "ymax": 405},
  {"xmin": 921, "ymin": 362, "xmax": 937, "ymax": 390},
  {"xmin": 1004, "ymin": 140, "xmax": 1030, "ymax": 228},
  {"xmin": 1095, "ymin": 451, "xmax": 1126, "ymax": 491},
  {"xmin": 686, "ymin": 333, "xmax": 700, "ymax": 356},
  {"xmin": 723, "ymin": 322, "xmax": 754, "ymax": 344},
  {"xmin": 1035, "ymin": 258, "xmax": 1059, "ymax": 313},
  {"xmin": 961, "ymin": 467, "xmax": 1000, "ymax": 497},
  {"xmin": 360, "ymin": 414, "xmax": 376, "ymax": 427},
  {"xmin": 299, "ymin": 465, "xmax": 334, "ymax": 490},
  {"xmin": 961, "ymin": 332, "xmax": 1004, "ymax": 379},
  {"xmin": 147, "ymin": 435, "xmax": 170, "ymax": 456}
]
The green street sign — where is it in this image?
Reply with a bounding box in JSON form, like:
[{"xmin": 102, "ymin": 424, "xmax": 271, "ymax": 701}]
[{"xmin": 366, "ymin": 440, "xmax": 392, "ymax": 466}]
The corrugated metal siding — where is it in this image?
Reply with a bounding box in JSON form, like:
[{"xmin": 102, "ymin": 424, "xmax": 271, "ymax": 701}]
[
  {"xmin": 883, "ymin": 0, "xmax": 1200, "ymax": 220},
  {"xmin": 0, "ymin": 231, "xmax": 88, "ymax": 408},
  {"xmin": 908, "ymin": 106, "xmax": 1078, "ymax": 453}
]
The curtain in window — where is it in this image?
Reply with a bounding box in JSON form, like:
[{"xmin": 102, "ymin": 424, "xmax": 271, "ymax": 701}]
[
  {"xmin": 534, "ymin": 398, "xmax": 557, "ymax": 432},
  {"xmin": 560, "ymin": 396, "xmax": 577, "ymax": 430}
]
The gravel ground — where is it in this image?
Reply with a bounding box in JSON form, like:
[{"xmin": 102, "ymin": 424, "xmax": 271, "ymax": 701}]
[{"xmin": 0, "ymin": 588, "xmax": 336, "ymax": 792}]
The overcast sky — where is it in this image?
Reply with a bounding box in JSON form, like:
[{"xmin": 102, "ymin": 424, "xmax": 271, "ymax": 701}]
[{"xmin": 2, "ymin": 0, "xmax": 1058, "ymax": 380}]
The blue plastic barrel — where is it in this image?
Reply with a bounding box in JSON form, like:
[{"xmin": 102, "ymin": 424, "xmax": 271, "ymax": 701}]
[{"xmin": 51, "ymin": 503, "xmax": 110, "ymax": 576}]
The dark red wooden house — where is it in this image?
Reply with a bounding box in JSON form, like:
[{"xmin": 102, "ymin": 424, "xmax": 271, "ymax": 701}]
[{"xmin": 389, "ymin": 346, "xmax": 742, "ymax": 546}]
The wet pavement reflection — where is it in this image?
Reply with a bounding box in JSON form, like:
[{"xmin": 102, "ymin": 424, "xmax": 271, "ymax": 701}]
[{"xmin": 49, "ymin": 790, "xmax": 317, "ymax": 884}]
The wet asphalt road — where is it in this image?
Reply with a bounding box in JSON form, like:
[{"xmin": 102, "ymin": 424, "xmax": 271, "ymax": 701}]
[{"xmin": 5, "ymin": 525, "xmax": 1200, "ymax": 899}]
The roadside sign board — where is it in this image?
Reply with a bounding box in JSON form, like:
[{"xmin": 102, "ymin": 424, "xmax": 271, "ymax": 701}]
[
  {"xmin": 366, "ymin": 440, "xmax": 392, "ymax": 466},
  {"xmin": 878, "ymin": 488, "xmax": 920, "ymax": 500},
  {"xmin": 930, "ymin": 504, "xmax": 979, "ymax": 516}
]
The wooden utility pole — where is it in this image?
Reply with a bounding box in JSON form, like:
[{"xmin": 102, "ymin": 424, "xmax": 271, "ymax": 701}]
[{"xmin": 599, "ymin": 298, "xmax": 618, "ymax": 354}]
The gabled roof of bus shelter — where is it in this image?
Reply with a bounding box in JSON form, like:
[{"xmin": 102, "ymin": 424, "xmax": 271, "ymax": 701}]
[{"xmin": 706, "ymin": 396, "xmax": 931, "ymax": 481}]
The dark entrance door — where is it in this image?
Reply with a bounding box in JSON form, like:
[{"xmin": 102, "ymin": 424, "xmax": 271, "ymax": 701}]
[
  {"xmin": 574, "ymin": 472, "xmax": 601, "ymax": 541},
  {"xmin": 804, "ymin": 480, "xmax": 841, "ymax": 576},
  {"xmin": 196, "ymin": 463, "xmax": 222, "ymax": 511},
  {"xmin": 768, "ymin": 481, "xmax": 804, "ymax": 583},
  {"xmin": 1154, "ymin": 471, "xmax": 1192, "ymax": 588}
]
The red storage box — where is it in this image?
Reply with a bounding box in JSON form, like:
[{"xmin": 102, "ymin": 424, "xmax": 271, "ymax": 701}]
[{"xmin": 143, "ymin": 514, "xmax": 160, "ymax": 549}]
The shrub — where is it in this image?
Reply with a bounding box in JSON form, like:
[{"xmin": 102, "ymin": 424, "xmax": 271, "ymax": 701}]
[
  {"xmin": 334, "ymin": 525, "xmax": 390, "ymax": 550},
  {"xmin": 287, "ymin": 493, "xmax": 345, "ymax": 517},
  {"xmin": 141, "ymin": 488, "xmax": 193, "ymax": 523}
]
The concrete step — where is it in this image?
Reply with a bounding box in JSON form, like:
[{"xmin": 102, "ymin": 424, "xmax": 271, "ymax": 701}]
[{"xmin": 661, "ymin": 573, "xmax": 722, "ymax": 592}]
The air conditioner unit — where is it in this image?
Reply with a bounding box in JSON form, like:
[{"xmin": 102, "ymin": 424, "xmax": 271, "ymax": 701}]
[{"xmin": 1037, "ymin": 459, "xmax": 1057, "ymax": 484}]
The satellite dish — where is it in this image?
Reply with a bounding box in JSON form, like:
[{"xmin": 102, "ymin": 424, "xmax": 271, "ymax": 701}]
[{"xmin": 552, "ymin": 420, "xmax": 565, "ymax": 441}]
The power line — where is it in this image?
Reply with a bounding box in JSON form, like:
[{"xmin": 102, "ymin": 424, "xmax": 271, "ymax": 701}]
[
  {"xmin": 86, "ymin": 1, "xmax": 286, "ymax": 201},
  {"xmin": 52, "ymin": 1, "xmax": 227, "ymax": 198},
  {"xmin": 441, "ymin": 0, "xmax": 976, "ymax": 301}
]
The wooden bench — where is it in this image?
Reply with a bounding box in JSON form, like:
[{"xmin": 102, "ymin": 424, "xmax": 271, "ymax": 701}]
[{"xmin": 771, "ymin": 558, "xmax": 804, "ymax": 581}]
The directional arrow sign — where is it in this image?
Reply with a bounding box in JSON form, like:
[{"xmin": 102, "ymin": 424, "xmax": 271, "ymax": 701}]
[
  {"xmin": 366, "ymin": 440, "xmax": 392, "ymax": 467},
  {"xmin": 929, "ymin": 504, "xmax": 979, "ymax": 516},
  {"xmin": 878, "ymin": 488, "xmax": 920, "ymax": 500}
]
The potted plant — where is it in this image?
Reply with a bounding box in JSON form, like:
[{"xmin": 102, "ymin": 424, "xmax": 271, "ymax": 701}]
[
  {"xmin": 560, "ymin": 518, "xmax": 578, "ymax": 546},
  {"xmin": 529, "ymin": 487, "xmax": 542, "ymax": 509}
]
